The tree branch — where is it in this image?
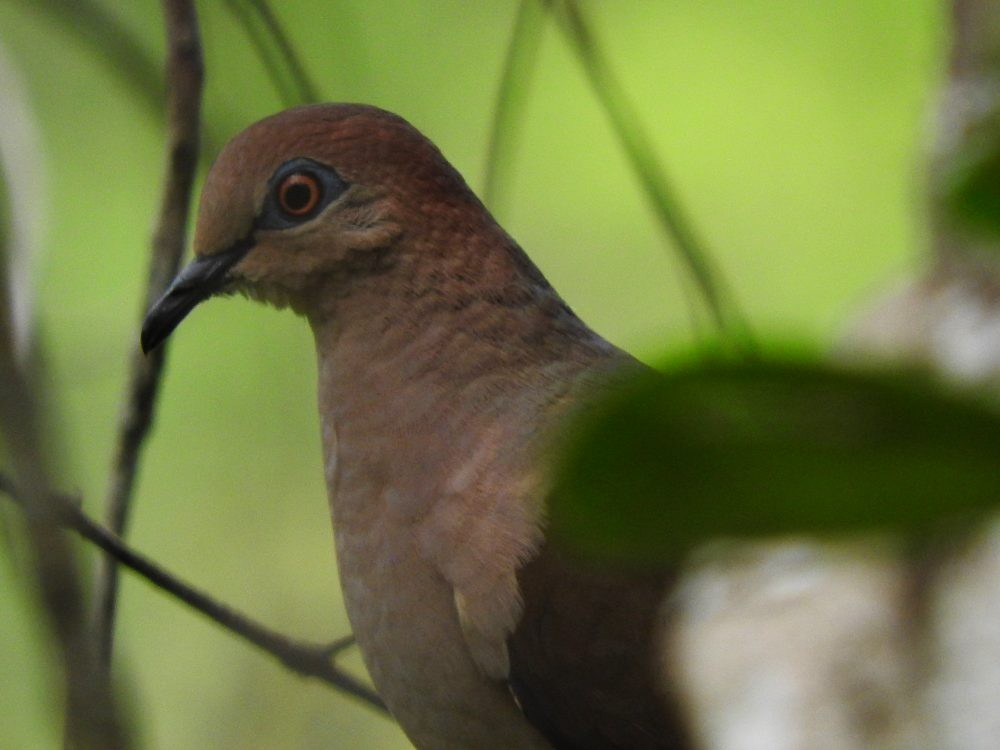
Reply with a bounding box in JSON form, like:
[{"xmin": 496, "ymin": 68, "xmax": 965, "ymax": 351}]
[
  {"xmin": 78, "ymin": 0, "xmax": 383, "ymax": 723},
  {"xmin": 0, "ymin": 473, "xmax": 388, "ymax": 713},
  {"xmin": 223, "ymin": 0, "xmax": 321, "ymax": 106},
  {"xmin": 550, "ymin": 0, "xmax": 756, "ymax": 356},
  {"xmin": 94, "ymin": 0, "xmax": 205, "ymax": 665},
  {"xmin": 482, "ymin": 0, "xmax": 546, "ymax": 212},
  {"xmin": 0, "ymin": 184, "xmax": 130, "ymax": 749}
]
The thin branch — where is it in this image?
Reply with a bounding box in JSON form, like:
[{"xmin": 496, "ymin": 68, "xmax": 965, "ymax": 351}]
[
  {"xmin": 224, "ymin": 0, "xmax": 321, "ymax": 107},
  {"xmin": 12, "ymin": 0, "xmax": 239, "ymax": 157},
  {"xmin": 0, "ymin": 168, "xmax": 129, "ymax": 750},
  {"xmin": 247, "ymin": 0, "xmax": 321, "ymax": 103},
  {"xmin": 0, "ymin": 474, "xmax": 388, "ymax": 713},
  {"xmin": 550, "ymin": 0, "xmax": 756, "ymax": 356},
  {"xmin": 482, "ymin": 0, "xmax": 547, "ymax": 211},
  {"xmin": 94, "ymin": 0, "xmax": 205, "ymax": 665},
  {"xmin": 12, "ymin": 0, "xmax": 164, "ymax": 121}
]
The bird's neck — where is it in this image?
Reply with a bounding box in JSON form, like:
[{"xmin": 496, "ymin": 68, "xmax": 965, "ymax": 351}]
[{"xmin": 305, "ymin": 230, "xmax": 621, "ymax": 515}]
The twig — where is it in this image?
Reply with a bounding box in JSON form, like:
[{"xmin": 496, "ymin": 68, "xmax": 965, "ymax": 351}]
[
  {"xmin": 482, "ymin": 0, "xmax": 547, "ymax": 211},
  {"xmin": 10, "ymin": 0, "xmax": 235, "ymax": 156},
  {"xmin": 550, "ymin": 0, "xmax": 756, "ymax": 356},
  {"xmin": 247, "ymin": 0, "xmax": 320, "ymax": 103},
  {"xmin": 13, "ymin": 0, "xmax": 164, "ymax": 122},
  {"xmin": 0, "ymin": 473, "xmax": 388, "ymax": 713},
  {"xmin": 94, "ymin": 0, "xmax": 204, "ymax": 665},
  {"xmin": 0, "ymin": 187, "xmax": 129, "ymax": 748},
  {"xmin": 224, "ymin": 0, "xmax": 321, "ymax": 106}
]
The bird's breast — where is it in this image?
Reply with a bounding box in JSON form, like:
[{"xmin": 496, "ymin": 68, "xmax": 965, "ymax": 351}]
[{"xmin": 322, "ymin": 421, "xmax": 552, "ymax": 749}]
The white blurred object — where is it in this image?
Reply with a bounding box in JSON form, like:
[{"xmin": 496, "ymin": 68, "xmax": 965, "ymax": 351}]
[
  {"xmin": 843, "ymin": 269, "xmax": 1000, "ymax": 386},
  {"xmin": 0, "ymin": 37, "xmax": 47, "ymax": 362},
  {"xmin": 666, "ymin": 542, "xmax": 924, "ymax": 750}
]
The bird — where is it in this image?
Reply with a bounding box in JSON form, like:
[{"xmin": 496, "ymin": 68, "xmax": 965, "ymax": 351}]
[{"xmin": 141, "ymin": 103, "xmax": 689, "ymax": 750}]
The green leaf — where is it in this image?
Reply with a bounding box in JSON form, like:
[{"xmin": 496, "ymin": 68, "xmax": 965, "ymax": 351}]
[
  {"xmin": 943, "ymin": 122, "xmax": 1000, "ymax": 240},
  {"xmin": 548, "ymin": 359, "xmax": 1000, "ymax": 564}
]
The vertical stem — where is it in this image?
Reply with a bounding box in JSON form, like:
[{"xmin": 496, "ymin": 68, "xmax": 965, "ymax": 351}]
[
  {"xmin": 0, "ymin": 135, "xmax": 130, "ymax": 750},
  {"xmin": 223, "ymin": 0, "xmax": 321, "ymax": 107},
  {"xmin": 94, "ymin": 0, "xmax": 204, "ymax": 665},
  {"xmin": 482, "ymin": 0, "xmax": 547, "ymax": 212},
  {"xmin": 553, "ymin": 0, "xmax": 756, "ymax": 356}
]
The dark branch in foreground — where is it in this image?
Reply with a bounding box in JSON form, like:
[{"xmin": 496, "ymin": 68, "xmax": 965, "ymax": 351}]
[
  {"xmin": 0, "ymin": 474, "xmax": 387, "ymax": 713},
  {"xmin": 95, "ymin": 0, "xmax": 205, "ymax": 665}
]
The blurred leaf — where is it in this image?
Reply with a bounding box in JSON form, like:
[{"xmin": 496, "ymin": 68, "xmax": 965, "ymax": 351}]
[
  {"xmin": 944, "ymin": 120, "xmax": 1000, "ymax": 240},
  {"xmin": 549, "ymin": 358, "xmax": 1000, "ymax": 564}
]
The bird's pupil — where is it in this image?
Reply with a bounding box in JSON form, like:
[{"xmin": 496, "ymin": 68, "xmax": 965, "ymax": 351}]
[{"xmin": 285, "ymin": 182, "xmax": 312, "ymax": 210}]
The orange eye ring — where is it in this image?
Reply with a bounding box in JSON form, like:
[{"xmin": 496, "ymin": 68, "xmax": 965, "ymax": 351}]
[{"xmin": 277, "ymin": 172, "xmax": 322, "ymax": 217}]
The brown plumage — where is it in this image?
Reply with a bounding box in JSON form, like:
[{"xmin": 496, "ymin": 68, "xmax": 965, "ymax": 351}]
[{"xmin": 142, "ymin": 103, "xmax": 689, "ymax": 749}]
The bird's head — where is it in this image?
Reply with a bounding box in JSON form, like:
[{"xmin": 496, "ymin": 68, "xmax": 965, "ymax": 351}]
[{"xmin": 141, "ymin": 103, "xmax": 488, "ymax": 353}]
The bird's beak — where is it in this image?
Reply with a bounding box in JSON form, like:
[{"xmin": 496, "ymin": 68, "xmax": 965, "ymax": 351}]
[{"xmin": 140, "ymin": 239, "xmax": 253, "ymax": 353}]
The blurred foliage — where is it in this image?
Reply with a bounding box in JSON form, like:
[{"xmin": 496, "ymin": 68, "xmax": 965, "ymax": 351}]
[
  {"xmin": 0, "ymin": 1, "xmax": 946, "ymax": 749},
  {"xmin": 549, "ymin": 357, "xmax": 1000, "ymax": 565},
  {"xmin": 943, "ymin": 113, "xmax": 1000, "ymax": 240}
]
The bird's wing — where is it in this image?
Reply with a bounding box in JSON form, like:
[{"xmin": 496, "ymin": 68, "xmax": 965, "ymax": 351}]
[
  {"xmin": 417, "ymin": 486, "xmax": 692, "ymax": 748},
  {"xmin": 507, "ymin": 544, "xmax": 692, "ymax": 749},
  {"xmin": 415, "ymin": 478, "xmax": 544, "ymax": 681}
]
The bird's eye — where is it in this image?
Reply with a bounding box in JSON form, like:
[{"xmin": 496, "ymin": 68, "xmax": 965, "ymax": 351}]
[
  {"xmin": 277, "ymin": 172, "xmax": 322, "ymax": 217},
  {"xmin": 259, "ymin": 158, "xmax": 348, "ymax": 230}
]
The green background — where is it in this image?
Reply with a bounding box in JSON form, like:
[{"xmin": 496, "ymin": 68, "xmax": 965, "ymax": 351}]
[{"xmin": 0, "ymin": 1, "xmax": 943, "ymax": 747}]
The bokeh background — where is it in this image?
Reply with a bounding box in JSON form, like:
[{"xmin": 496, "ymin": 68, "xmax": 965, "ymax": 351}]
[{"xmin": 0, "ymin": 1, "xmax": 945, "ymax": 747}]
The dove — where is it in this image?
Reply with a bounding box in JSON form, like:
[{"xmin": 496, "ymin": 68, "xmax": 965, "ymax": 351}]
[{"xmin": 142, "ymin": 103, "xmax": 687, "ymax": 749}]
